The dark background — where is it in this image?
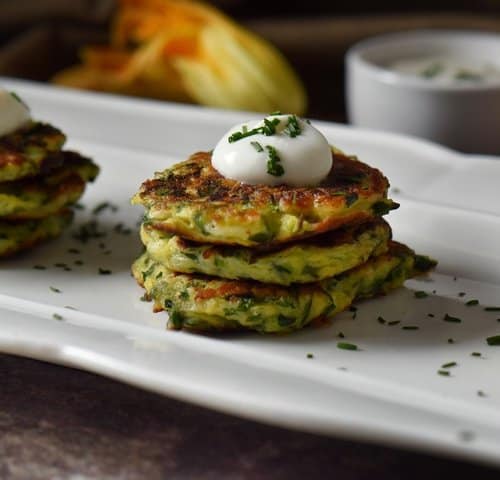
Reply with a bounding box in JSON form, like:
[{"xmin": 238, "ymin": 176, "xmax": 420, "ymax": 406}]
[{"xmin": 2, "ymin": 0, "xmax": 500, "ymax": 119}]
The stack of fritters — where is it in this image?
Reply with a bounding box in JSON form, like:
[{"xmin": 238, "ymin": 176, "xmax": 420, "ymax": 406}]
[
  {"xmin": 0, "ymin": 122, "xmax": 99, "ymax": 257},
  {"xmin": 132, "ymin": 150, "xmax": 435, "ymax": 333}
]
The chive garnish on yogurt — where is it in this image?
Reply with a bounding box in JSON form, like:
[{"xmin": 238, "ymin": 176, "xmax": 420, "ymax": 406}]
[{"xmin": 266, "ymin": 145, "xmax": 284, "ymax": 177}]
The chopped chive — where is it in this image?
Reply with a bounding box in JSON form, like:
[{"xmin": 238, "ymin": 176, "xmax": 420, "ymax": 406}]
[
  {"xmin": 465, "ymin": 299, "xmax": 479, "ymax": 306},
  {"xmin": 74, "ymin": 260, "xmax": 84, "ymax": 266},
  {"xmin": 49, "ymin": 286, "xmax": 61, "ymax": 293},
  {"xmin": 420, "ymin": 62, "xmax": 443, "ymax": 78},
  {"xmin": 284, "ymin": 115, "xmax": 301, "ymax": 138},
  {"xmin": 72, "ymin": 220, "xmax": 106, "ymax": 243},
  {"xmin": 52, "ymin": 313, "xmax": 63, "ymax": 321},
  {"xmin": 402, "ymin": 325, "xmax": 419, "ymax": 330},
  {"xmin": 455, "ymin": 69, "xmax": 482, "ymax": 81},
  {"xmin": 427, "ymin": 313, "xmax": 435, "ymax": 318},
  {"xmin": 33, "ymin": 265, "xmax": 46, "ymax": 270},
  {"xmin": 228, "ymin": 128, "xmax": 258, "ymax": 142},
  {"xmin": 338, "ymin": 332, "xmax": 345, "ymax": 338},
  {"xmin": 98, "ymin": 268, "xmax": 112, "ymax": 275},
  {"xmin": 441, "ymin": 361, "xmax": 457, "ymax": 368},
  {"xmin": 458, "ymin": 292, "xmax": 466, "ymax": 297},
  {"xmin": 438, "ymin": 370, "xmax": 450, "ymax": 376},
  {"xmin": 444, "ymin": 313, "xmax": 462, "ymax": 323},
  {"xmin": 92, "ymin": 202, "xmax": 111, "ymax": 215},
  {"xmin": 414, "ymin": 291, "xmax": 428, "ymax": 298},
  {"xmin": 228, "ymin": 117, "xmax": 281, "ymax": 143},
  {"xmin": 266, "ymin": 145, "xmax": 284, "ymax": 177},
  {"xmin": 67, "ymin": 248, "xmax": 81, "ymax": 254},
  {"xmin": 250, "ymin": 141, "xmax": 263, "ymax": 152},
  {"xmin": 486, "ymin": 335, "xmax": 500, "ymax": 346},
  {"xmin": 263, "ymin": 117, "xmax": 280, "ymax": 135},
  {"xmin": 377, "ymin": 316, "xmax": 386, "ymax": 325},
  {"xmin": 306, "ymin": 353, "xmax": 314, "ymax": 359},
  {"xmin": 471, "ymin": 352, "xmax": 482, "ymax": 357},
  {"xmin": 388, "ymin": 320, "xmax": 401, "ymax": 326},
  {"xmin": 337, "ymin": 342, "xmax": 358, "ymax": 351},
  {"xmin": 484, "ymin": 306, "xmax": 500, "ymax": 312},
  {"xmin": 348, "ymin": 306, "xmax": 357, "ymax": 312},
  {"xmin": 477, "ymin": 390, "xmax": 486, "ymax": 397},
  {"xmin": 10, "ymin": 91, "xmax": 27, "ymax": 107},
  {"xmin": 447, "ymin": 338, "xmax": 455, "ymax": 344}
]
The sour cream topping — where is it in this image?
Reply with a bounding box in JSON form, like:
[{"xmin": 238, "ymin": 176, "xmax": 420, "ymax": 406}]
[
  {"xmin": 211, "ymin": 114, "xmax": 332, "ymax": 186},
  {"xmin": 0, "ymin": 88, "xmax": 31, "ymax": 137}
]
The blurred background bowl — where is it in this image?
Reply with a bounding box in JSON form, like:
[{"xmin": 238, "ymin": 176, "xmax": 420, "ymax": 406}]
[{"xmin": 346, "ymin": 30, "xmax": 500, "ymax": 154}]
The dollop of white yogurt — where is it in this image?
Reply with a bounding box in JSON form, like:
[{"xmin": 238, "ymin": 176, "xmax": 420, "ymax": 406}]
[
  {"xmin": 0, "ymin": 88, "xmax": 31, "ymax": 137},
  {"xmin": 211, "ymin": 114, "xmax": 332, "ymax": 186}
]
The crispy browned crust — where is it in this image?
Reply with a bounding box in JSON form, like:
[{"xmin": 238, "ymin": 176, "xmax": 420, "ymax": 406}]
[
  {"xmin": 139, "ymin": 150, "xmax": 387, "ymax": 210},
  {"xmin": 0, "ymin": 122, "xmax": 66, "ymax": 178},
  {"xmin": 0, "ymin": 150, "xmax": 99, "ymax": 220},
  {"xmin": 135, "ymin": 150, "xmax": 397, "ymax": 246}
]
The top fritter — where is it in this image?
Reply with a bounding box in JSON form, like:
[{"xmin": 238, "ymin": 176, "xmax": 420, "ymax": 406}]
[{"xmin": 133, "ymin": 149, "xmax": 398, "ymax": 247}]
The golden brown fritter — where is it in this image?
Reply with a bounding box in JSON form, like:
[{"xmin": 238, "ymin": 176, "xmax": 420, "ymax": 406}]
[
  {"xmin": 0, "ymin": 121, "xmax": 66, "ymax": 182},
  {"xmin": 132, "ymin": 241, "xmax": 436, "ymax": 333},
  {"xmin": 141, "ymin": 217, "xmax": 391, "ymax": 285},
  {"xmin": 133, "ymin": 149, "xmax": 398, "ymax": 247},
  {"xmin": 0, "ymin": 151, "xmax": 99, "ymax": 220}
]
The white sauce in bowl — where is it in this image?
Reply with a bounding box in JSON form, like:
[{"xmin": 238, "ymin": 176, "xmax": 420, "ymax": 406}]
[
  {"xmin": 211, "ymin": 114, "xmax": 332, "ymax": 187},
  {"xmin": 389, "ymin": 56, "xmax": 500, "ymax": 83}
]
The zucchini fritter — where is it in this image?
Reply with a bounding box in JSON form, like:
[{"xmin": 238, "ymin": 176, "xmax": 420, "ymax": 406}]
[
  {"xmin": 141, "ymin": 218, "xmax": 391, "ymax": 285},
  {"xmin": 0, "ymin": 209, "xmax": 73, "ymax": 257},
  {"xmin": 0, "ymin": 151, "xmax": 99, "ymax": 220},
  {"xmin": 0, "ymin": 122, "xmax": 66, "ymax": 182},
  {"xmin": 132, "ymin": 149, "xmax": 398, "ymax": 247},
  {"xmin": 132, "ymin": 242, "xmax": 436, "ymax": 333}
]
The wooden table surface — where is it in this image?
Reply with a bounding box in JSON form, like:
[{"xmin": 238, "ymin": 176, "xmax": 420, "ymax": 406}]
[{"xmin": 1, "ymin": 353, "xmax": 499, "ymax": 480}]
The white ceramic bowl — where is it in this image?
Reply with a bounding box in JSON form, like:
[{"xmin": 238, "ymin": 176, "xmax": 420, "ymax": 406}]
[{"xmin": 346, "ymin": 30, "xmax": 500, "ymax": 154}]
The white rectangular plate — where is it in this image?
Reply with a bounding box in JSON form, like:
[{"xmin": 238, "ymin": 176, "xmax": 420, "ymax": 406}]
[{"xmin": 1, "ymin": 78, "xmax": 500, "ymax": 467}]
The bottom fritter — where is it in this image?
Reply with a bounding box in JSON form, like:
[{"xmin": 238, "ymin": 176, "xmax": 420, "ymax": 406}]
[
  {"xmin": 132, "ymin": 242, "xmax": 436, "ymax": 333},
  {"xmin": 0, "ymin": 209, "xmax": 73, "ymax": 257}
]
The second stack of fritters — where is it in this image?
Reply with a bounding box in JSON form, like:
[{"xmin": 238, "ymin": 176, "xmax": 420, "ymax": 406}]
[
  {"xmin": 132, "ymin": 149, "xmax": 436, "ymax": 333},
  {"xmin": 0, "ymin": 121, "xmax": 99, "ymax": 257}
]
